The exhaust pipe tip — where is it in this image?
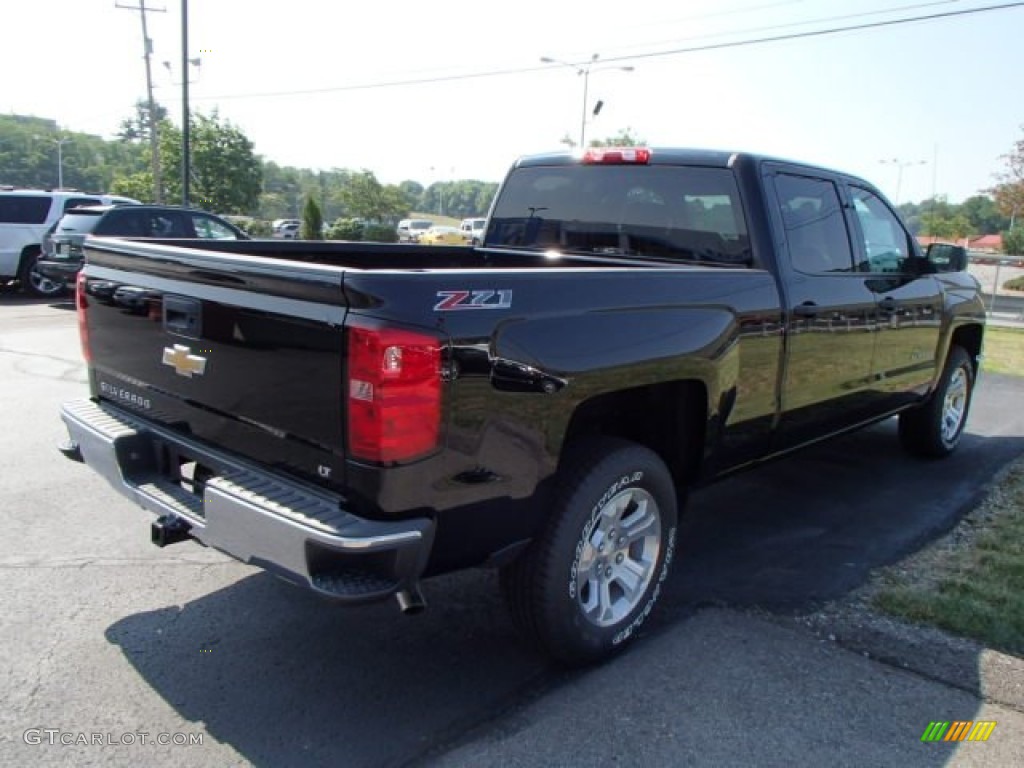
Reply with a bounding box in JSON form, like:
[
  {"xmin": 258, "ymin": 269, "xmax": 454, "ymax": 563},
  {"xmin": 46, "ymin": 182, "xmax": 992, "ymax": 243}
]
[
  {"xmin": 396, "ymin": 585, "xmax": 426, "ymax": 615},
  {"xmin": 57, "ymin": 437, "xmax": 83, "ymax": 463}
]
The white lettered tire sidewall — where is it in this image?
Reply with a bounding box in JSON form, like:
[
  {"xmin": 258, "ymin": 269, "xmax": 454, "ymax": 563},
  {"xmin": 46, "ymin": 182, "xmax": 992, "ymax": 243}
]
[{"xmin": 540, "ymin": 441, "xmax": 678, "ymax": 664}]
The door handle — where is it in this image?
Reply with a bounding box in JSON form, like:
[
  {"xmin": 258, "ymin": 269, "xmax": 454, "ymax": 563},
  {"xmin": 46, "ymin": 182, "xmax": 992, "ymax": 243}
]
[
  {"xmin": 878, "ymin": 297, "xmax": 898, "ymax": 314},
  {"xmin": 793, "ymin": 303, "xmax": 819, "ymax": 318}
]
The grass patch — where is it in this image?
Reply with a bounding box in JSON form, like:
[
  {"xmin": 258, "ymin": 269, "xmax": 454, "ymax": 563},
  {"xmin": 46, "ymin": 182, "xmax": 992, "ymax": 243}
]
[
  {"xmin": 1006, "ymin": 275, "xmax": 1024, "ymax": 291},
  {"xmin": 871, "ymin": 458, "xmax": 1024, "ymax": 655},
  {"xmin": 981, "ymin": 327, "xmax": 1024, "ymax": 376}
]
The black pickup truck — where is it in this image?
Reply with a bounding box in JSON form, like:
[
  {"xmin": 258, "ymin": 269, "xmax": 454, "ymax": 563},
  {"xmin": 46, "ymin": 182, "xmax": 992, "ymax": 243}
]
[{"xmin": 60, "ymin": 147, "xmax": 985, "ymax": 665}]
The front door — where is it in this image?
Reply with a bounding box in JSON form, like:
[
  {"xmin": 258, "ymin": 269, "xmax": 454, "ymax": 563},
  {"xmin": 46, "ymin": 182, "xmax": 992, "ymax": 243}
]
[{"xmin": 847, "ymin": 185, "xmax": 943, "ymax": 408}]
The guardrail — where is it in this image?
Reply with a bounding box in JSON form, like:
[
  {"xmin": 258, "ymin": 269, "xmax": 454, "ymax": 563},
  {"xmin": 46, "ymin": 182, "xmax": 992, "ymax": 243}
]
[{"xmin": 969, "ymin": 252, "xmax": 1024, "ymax": 267}]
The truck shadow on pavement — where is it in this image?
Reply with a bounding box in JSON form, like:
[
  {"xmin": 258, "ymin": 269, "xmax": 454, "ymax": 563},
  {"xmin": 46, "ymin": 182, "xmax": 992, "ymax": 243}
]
[{"xmin": 104, "ymin": 376, "xmax": 1023, "ymax": 767}]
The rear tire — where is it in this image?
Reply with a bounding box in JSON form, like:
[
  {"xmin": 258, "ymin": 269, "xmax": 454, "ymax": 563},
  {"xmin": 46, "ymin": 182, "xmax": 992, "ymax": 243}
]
[
  {"xmin": 500, "ymin": 438, "xmax": 678, "ymax": 666},
  {"xmin": 898, "ymin": 345, "xmax": 974, "ymax": 458},
  {"xmin": 19, "ymin": 248, "xmax": 66, "ymax": 298}
]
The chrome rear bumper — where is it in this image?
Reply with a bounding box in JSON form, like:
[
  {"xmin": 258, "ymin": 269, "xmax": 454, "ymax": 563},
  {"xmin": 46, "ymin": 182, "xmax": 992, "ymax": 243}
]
[{"xmin": 61, "ymin": 399, "xmax": 434, "ymax": 601}]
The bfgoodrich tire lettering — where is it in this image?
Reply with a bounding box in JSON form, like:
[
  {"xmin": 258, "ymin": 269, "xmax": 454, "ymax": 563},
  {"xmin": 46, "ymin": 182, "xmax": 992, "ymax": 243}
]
[
  {"xmin": 898, "ymin": 345, "xmax": 975, "ymax": 458},
  {"xmin": 500, "ymin": 438, "xmax": 678, "ymax": 666}
]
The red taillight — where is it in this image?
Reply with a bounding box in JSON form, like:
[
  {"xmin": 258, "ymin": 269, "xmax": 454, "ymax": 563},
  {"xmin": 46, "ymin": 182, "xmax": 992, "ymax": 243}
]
[
  {"xmin": 347, "ymin": 322, "xmax": 442, "ymax": 463},
  {"xmin": 581, "ymin": 147, "xmax": 651, "ymax": 165},
  {"xmin": 76, "ymin": 272, "xmax": 91, "ymax": 364}
]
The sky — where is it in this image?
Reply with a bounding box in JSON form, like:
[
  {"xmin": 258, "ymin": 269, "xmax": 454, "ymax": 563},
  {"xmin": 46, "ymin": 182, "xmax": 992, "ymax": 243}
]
[{"xmin": 4, "ymin": 0, "xmax": 1024, "ymax": 204}]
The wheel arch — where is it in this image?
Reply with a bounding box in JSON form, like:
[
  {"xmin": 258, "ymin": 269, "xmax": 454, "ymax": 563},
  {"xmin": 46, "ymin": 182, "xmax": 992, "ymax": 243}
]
[
  {"xmin": 949, "ymin": 322, "xmax": 984, "ymax": 375},
  {"xmin": 560, "ymin": 379, "xmax": 708, "ymax": 489},
  {"xmin": 17, "ymin": 242, "xmax": 42, "ymax": 276}
]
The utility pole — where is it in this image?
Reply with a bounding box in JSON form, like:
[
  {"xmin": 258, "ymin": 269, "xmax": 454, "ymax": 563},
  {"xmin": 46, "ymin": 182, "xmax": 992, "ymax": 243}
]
[
  {"xmin": 117, "ymin": 1, "xmax": 166, "ymax": 202},
  {"xmin": 540, "ymin": 54, "xmax": 634, "ymax": 148},
  {"xmin": 181, "ymin": 0, "xmax": 190, "ymax": 207}
]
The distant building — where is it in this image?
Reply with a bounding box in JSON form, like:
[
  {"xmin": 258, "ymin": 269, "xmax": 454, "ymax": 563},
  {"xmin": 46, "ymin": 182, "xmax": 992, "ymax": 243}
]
[
  {"xmin": 917, "ymin": 235, "xmax": 970, "ymax": 248},
  {"xmin": 968, "ymin": 234, "xmax": 1003, "ymax": 252}
]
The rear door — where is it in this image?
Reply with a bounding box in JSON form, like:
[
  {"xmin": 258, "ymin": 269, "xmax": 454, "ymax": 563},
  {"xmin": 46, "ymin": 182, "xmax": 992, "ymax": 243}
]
[{"xmin": 767, "ymin": 169, "xmax": 880, "ymax": 448}]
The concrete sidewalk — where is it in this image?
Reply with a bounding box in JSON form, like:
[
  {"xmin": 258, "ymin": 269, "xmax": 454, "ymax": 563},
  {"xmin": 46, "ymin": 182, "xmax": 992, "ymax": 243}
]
[{"xmin": 430, "ymin": 609, "xmax": 1024, "ymax": 767}]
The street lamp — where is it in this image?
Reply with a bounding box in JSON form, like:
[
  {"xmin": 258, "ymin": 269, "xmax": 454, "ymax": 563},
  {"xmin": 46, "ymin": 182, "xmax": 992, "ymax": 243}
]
[
  {"xmin": 35, "ymin": 136, "xmax": 73, "ymax": 188},
  {"xmin": 879, "ymin": 158, "xmax": 927, "ymax": 205},
  {"xmin": 540, "ymin": 54, "xmax": 634, "ymax": 148}
]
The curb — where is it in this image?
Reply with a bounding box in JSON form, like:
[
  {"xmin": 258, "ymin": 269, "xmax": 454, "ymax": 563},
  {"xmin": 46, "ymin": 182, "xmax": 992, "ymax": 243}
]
[{"xmin": 785, "ymin": 606, "xmax": 1024, "ymax": 714}]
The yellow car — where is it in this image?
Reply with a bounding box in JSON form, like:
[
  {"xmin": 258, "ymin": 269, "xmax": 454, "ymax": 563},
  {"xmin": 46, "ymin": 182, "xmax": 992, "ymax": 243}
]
[{"xmin": 418, "ymin": 226, "xmax": 466, "ymax": 245}]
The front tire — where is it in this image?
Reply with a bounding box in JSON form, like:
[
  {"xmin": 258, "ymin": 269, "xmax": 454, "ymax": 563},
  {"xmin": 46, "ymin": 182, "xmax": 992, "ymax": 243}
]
[
  {"xmin": 898, "ymin": 345, "xmax": 975, "ymax": 458},
  {"xmin": 501, "ymin": 438, "xmax": 678, "ymax": 666}
]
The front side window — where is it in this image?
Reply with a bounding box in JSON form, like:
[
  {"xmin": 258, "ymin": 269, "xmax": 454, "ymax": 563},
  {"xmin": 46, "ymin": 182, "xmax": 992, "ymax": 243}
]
[
  {"xmin": 488, "ymin": 165, "xmax": 750, "ymax": 265},
  {"xmin": 849, "ymin": 187, "xmax": 913, "ymax": 273},
  {"xmin": 775, "ymin": 174, "xmax": 854, "ymax": 274},
  {"xmin": 147, "ymin": 212, "xmax": 188, "ymax": 237},
  {"xmin": 191, "ymin": 215, "xmax": 237, "ymax": 239}
]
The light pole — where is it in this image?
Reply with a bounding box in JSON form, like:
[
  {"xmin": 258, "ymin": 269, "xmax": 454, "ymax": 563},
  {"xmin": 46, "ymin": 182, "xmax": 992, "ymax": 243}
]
[
  {"xmin": 879, "ymin": 158, "xmax": 927, "ymax": 205},
  {"xmin": 36, "ymin": 136, "xmax": 73, "ymax": 188},
  {"xmin": 540, "ymin": 54, "xmax": 634, "ymax": 148},
  {"xmin": 181, "ymin": 0, "xmax": 190, "ymax": 207}
]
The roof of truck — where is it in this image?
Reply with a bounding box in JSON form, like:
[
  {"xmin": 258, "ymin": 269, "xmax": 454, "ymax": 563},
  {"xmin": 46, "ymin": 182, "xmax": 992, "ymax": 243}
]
[{"xmin": 511, "ymin": 146, "xmax": 862, "ymax": 188}]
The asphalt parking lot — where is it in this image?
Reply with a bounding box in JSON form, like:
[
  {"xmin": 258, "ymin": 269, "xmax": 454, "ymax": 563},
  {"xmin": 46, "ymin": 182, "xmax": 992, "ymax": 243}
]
[{"xmin": 1, "ymin": 290, "xmax": 1022, "ymax": 767}]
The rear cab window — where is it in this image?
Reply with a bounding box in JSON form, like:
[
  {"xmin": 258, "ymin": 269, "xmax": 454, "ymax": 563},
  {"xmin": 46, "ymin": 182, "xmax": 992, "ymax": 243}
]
[{"xmin": 487, "ymin": 165, "xmax": 751, "ymax": 265}]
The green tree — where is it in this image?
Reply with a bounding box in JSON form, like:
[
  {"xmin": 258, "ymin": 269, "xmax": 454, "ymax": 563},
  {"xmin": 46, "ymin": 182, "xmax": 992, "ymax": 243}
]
[
  {"xmin": 302, "ymin": 195, "xmax": 323, "ymax": 240},
  {"xmin": 340, "ymin": 170, "xmax": 412, "ymax": 222},
  {"xmin": 110, "ymin": 172, "xmax": 156, "ymax": 201},
  {"xmin": 961, "ymin": 195, "xmax": 1007, "ymax": 234},
  {"xmin": 111, "ymin": 109, "xmax": 262, "ymax": 213},
  {"xmin": 0, "ymin": 114, "xmax": 145, "ymax": 192},
  {"xmin": 990, "ymin": 125, "xmax": 1024, "ymax": 230},
  {"xmin": 185, "ymin": 111, "xmax": 262, "ymax": 213},
  {"xmin": 1003, "ymin": 227, "xmax": 1024, "ymax": 255},
  {"xmin": 117, "ymin": 100, "xmax": 168, "ymax": 142},
  {"xmin": 921, "ymin": 211, "xmax": 974, "ymax": 240},
  {"xmin": 329, "ymin": 218, "xmax": 364, "ymax": 241},
  {"xmin": 588, "ymin": 128, "xmax": 647, "ymax": 147}
]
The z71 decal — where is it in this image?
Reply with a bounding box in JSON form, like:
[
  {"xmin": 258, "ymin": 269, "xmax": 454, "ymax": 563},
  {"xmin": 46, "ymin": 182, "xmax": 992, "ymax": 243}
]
[{"xmin": 434, "ymin": 289, "xmax": 513, "ymax": 311}]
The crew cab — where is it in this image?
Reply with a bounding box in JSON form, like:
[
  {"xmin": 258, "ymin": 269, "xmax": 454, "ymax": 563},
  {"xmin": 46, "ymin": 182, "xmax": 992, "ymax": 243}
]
[{"xmin": 59, "ymin": 147, "xmax": 985, "ymax": 665}]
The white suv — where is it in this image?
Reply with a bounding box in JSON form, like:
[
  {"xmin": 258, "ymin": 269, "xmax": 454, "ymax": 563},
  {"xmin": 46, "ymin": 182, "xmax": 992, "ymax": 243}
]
[
  {"xmin": 0, "ymin": 189, "xmax": 140, "ymax": 296},
  {"xmin": 460, "ymin": 217, "xmax": 487, "ymax": 245}
]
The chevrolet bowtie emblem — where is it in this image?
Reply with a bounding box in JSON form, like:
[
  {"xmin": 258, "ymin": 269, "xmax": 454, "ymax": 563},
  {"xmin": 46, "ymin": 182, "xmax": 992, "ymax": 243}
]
[{"xmin": 162, "ymin": 344, "xmax": 207, "ymax": 378}]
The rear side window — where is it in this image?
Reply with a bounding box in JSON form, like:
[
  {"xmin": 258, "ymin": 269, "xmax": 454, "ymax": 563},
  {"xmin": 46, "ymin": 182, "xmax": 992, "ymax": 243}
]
[
  {"xmin": 774, "ymin": 174, "xmax": 854, "ymax": 274},
  {"xmin": 0, "ymin": 196, "xmax": 52, "ymax": 224},
  {"xmin": 487, "ymin": 165, "xmax": 750, "ymax": 265}
]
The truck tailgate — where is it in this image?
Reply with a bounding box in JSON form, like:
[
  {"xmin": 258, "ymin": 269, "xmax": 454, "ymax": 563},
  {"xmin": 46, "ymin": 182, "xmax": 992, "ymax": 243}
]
[{"xmin": 80, "ymin": 238, "xmax": 350, "ymax": 487}]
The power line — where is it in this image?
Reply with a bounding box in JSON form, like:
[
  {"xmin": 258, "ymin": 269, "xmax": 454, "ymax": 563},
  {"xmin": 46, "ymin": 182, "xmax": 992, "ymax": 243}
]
[
  {"xmin": 598, "ymin": 0, "xmax": 962, "ymax": 58},
  {"xmin": 190, "ymin": 1, "xmax": 1024, "ymax": 103}
]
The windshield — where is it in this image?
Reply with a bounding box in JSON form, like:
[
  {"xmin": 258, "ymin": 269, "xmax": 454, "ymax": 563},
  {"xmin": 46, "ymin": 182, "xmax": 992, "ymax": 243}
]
[{"xmin": 487, "ymin": 165, "xmax": 750, "ymax": 265}]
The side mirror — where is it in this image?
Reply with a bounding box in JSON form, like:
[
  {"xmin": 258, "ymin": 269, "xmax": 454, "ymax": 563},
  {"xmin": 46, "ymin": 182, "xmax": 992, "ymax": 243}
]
[{"xmin": 926, "ymin": 243, "xmax": 968, "ymax": 272}]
